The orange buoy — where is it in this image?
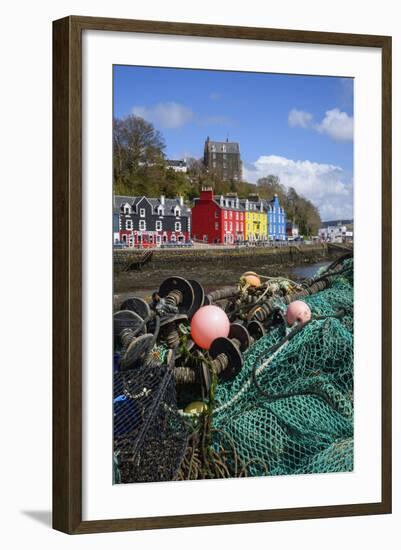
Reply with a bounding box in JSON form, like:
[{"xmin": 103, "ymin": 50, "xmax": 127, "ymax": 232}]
[{"xmin": 242, "ymin": 273, "xmax": 261, "ymax": 287}]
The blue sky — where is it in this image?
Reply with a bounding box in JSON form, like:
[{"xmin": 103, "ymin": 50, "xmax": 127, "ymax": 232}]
[{"xmin": 114, "ymin": 65, "xmax": 354, "ymax": 220}]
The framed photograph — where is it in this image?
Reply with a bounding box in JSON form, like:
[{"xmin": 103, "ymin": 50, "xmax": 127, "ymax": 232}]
[{"xmin": 53, "ymin": 16, "xmax": 392, "ymax": 534}]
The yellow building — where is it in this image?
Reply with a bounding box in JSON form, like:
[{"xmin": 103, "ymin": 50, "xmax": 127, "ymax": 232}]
[{"xmin": 241, "ymin": 195, "xmax": 268, "ymax": 241}]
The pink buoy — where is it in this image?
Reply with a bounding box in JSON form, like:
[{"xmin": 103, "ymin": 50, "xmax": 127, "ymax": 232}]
[
  {"xmin": 286, "ymin": 300, "xmax": 312, "ymax": 326},
  {"xmin": 190, "ymin": 305, "xmax": 230, "ymax": 350}
]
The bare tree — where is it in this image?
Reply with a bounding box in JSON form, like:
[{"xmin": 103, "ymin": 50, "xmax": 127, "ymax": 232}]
[{"xmin": 113, "ymin": 115, "xmax": 166, "ymax": 188}]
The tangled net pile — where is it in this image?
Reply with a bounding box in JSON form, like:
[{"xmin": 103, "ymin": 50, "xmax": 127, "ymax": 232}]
[
  {"xmin": 210, "ymin": 259, "xmax": 354, "ymax": 476},
  {"xmin": 113, "ymin": 257, "xmax": 354, "ymax": 482}
]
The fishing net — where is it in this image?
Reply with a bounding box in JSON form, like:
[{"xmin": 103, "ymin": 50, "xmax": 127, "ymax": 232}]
[
  {"xmin": 113, "ymin": 258, "xmax": 354, "ymax": 482},
  {"xmin": 114, "ymin": 361, "xmax": 188, "ymax": 483},
  {"xmin": 211, "ymin": 259, "xmax": 354, "ymax": 477}
]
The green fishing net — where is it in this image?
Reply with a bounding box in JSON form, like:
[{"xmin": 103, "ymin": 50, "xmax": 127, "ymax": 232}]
[{"xmin": 211, "ymin": 259, "xmax": 354, "ymax": 477}]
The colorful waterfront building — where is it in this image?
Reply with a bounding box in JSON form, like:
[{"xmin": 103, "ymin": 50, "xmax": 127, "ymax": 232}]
[
  {"xmin": 240, "ymin": 194, "xmax": 268, "ymax": 241},
  {"xmin": 191, "ymin": 188, "xmax": 245, "ymax": 244},
  {"xmin": 263, "ymin": 194, "xmax": 287, "ymax": 241},
  {"xmin": 114, "ymin": 194, "xmax": 191, "ymax": 247}
]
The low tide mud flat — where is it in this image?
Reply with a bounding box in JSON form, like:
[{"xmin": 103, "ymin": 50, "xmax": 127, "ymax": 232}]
[{"xmin": 113, "ymin": 245, "xmax": 341, "ymax": 309}]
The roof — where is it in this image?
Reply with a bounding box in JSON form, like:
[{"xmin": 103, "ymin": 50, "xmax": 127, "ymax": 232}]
[
  {"xmin": 239, "ymin": 197, "xmax": 264, "ymax": 211},
  {"xmin": 114, "ymin": 195, "xmax": 191, "ymax": 216},
  {"xmin": 214, "ymin": 195, "xmax": 244, "ymax": 211},
  {"xmin": 260, "ymin": 196, "xmax": 285, "ymax": 211},
  {"xmin": 113, "ymin": 195, "xmax": 137, "ymax": 214},
  {"xmin": 205, "ymin": 139, "xmax": 240, "ymax": 154}
]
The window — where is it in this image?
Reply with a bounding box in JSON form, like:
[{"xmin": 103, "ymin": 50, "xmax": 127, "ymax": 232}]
[
  {"xmin": 222, "ymin": 145, "xmax": 226, "ymax": 152},
  {"xmin": 123, "ymin": 204, "xmax": 131, "ymax": 214},
  {"xmin": 139, "ymin": 220, "xmax": 146, "ymax": 231},
  {"xmin": 213, "ymin": 153, "xmax": 216, "ymax": 159},
  {"xmin": 224, "ymin": 221, "xmax": 227, "ymax": 230},
  {"xmin": 174, "ymin": 207, "xmax": 181, "ymax": 217},
  {"xmin": 224, "ymin": 211, "xmax": 227, "ymax": 219},
  {"xmin": 215, "ymin": 222, "xmax": 219, "ymax": 230},
  {"xmin": 175, "ymin": 222, "xmax": 181, "ymax": 232},
  {"xmin": 171, "ymin": 234, "xmax": 176, "ymax": 242},
  {"xmin": 229, "ymin": 222, "xmax": 233, "ymax": 231},
  {"xmin": 229, "ymin": 211, "xmax": 232, "ymax": 219},
  {"xmin": 126, "ymin": 219, "xmax": 133, "ymax": 230},
  {"xmin": 156, "ymin": 221, "xmax": 162, "ymax": 231},
  {"xmin": 215, "ymin": 210, "xmax": 219, "ymax": 218},
  {"xmin": 236, "ymin": 222, "xmax": 239, "ymax": 231},
  {"xmin": 236, "ymin": 212, "xmax": 239, "ymax": 220},
  {"xmin": 140, "ymin": 208, "xmax": 145, "ymax": 217}
]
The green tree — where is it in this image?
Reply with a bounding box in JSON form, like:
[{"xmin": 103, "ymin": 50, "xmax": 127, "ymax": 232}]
[{"xmin": 256, "ymin": 175, "xmax": 286, "ymax": 202}]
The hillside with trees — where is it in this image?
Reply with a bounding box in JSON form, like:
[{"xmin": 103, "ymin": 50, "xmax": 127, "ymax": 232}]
[{"xmin": 113, "ymin": 114, "xmax": 321, "ymax": 235}]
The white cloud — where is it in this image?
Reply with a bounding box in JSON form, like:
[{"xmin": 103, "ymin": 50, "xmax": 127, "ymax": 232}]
[
  {"xmin": 243, "ymin": 154, "xmax": 353, "ymax": 221},
  {"xmin": 132, "ymin": 102, "xmax": 194, "ymax": 129},
  {"xmin": 288, "ymin": 107, "xmax": 353, "ymax": 141},
  {"xmin": 316, "ymin": 108, "xmax": 354, "ymax": 141},
  {"xmin": 288, "ymin": 109, "xmax": 313, "ymax": 128},
  {"xmin": 132, "ymin": 101, "xmax": 234, "ymax": 129}
]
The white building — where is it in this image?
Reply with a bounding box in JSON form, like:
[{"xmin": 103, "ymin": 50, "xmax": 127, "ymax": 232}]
[
  {"xmin": 318, "ymin": 223, "xmax": 353, "ymax": 243},
  {"xmin": 166, "ymin": 159, "xmax": 187, "ymax": 173}
]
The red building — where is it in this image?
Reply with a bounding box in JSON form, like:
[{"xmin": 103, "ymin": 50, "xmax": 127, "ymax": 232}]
[{"xmin": 191, "ymin": 188, "xmax": 245, "ymax": 244}]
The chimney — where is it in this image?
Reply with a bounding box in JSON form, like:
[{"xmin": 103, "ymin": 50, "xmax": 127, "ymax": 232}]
[
  {"xmin": 179, "ymin": 196, "xmax": 184, "ymax": 206},
  {"xmin": 160, "ymin": 195, "xmax": 165, "ymax": 205},
  {"xmin": 200, "ymin": 187, "xmax": 214, "ymax": 201}
]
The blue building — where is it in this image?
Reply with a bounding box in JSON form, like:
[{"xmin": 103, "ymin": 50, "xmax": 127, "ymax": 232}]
[{"xmin": 264, "ymin": 194, "xmax": 287, "ymax": 241}]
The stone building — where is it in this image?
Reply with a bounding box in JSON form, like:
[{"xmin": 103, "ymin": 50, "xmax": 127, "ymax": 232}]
[{"xmin": 203, "ymin": 137, "xmax": 242, "ymax": 182}]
